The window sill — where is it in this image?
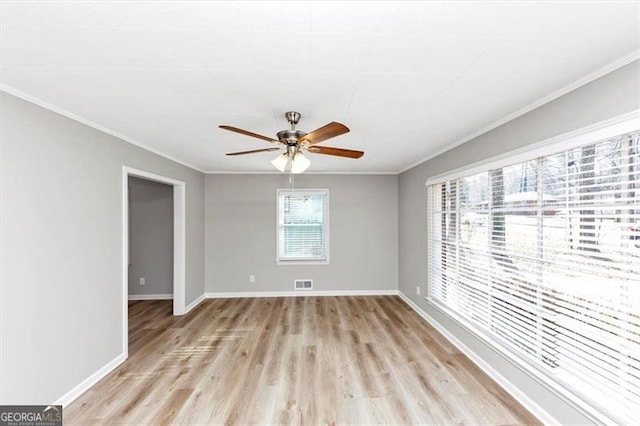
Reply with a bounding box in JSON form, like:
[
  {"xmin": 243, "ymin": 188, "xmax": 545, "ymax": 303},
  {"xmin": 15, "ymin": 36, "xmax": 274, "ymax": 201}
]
[{"xmin": 277, "ymin": 260, "xmax": 330, "ymax": 266}]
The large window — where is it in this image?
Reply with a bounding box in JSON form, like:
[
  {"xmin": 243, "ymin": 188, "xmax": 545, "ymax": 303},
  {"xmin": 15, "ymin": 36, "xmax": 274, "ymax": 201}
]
[
  {"xmin": 277, "ymin": 189, "xmax": 329, "ymax": 263},
  {"xmin": 427, "ymin": 126, "xmax": 639, "ymax": 424}
]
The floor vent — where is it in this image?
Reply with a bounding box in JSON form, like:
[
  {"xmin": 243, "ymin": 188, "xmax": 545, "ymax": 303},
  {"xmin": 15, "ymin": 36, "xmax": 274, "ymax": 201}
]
[{"xmin": 294, "ymin": 279, "xmax": 313, "ymax": 290}]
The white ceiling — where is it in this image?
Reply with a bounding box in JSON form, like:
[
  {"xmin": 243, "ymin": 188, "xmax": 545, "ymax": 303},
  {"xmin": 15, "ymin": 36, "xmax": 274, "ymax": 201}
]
[{"xmin": 1, "ymin": 1, "xmax": 638, "ymax": 173}]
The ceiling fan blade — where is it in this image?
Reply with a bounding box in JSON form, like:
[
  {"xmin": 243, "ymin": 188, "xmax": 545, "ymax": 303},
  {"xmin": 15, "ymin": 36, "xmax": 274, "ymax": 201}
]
[
  {"xmin": 226, "ymin": 148, "xmax": 281, "ymax": 156},
  {"xmin": 299, "ymin": 122, "xmax": 349, "ymax": 145},
  {"xmin": 219, "ymin": 125, "xmax": 279, "ymax": 143},
  {"xmin": 307, "ymin": 146, "xmax": 364, "ymax": 159}
]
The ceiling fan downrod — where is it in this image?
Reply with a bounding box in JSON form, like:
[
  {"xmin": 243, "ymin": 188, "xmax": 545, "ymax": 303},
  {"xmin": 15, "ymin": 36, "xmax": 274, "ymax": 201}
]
[{"xmin": 277, "ymin": 111, "xmax": 306, "ymax": 145}]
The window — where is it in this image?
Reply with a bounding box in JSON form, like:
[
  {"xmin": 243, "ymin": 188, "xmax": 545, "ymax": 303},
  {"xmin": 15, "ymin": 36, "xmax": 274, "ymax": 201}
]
[
  {"xmin": 277, "ymin": 189, "xmax": 329, "ymax": 263},
  {"xmin": 427, "ymin": 126, "xmax": 639, "ymax": 424}
]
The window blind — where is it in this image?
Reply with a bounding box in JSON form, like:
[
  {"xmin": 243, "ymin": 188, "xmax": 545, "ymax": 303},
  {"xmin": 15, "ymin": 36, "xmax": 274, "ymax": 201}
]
[
  {"xmin": 278, "ymin": 190, "xmax": 328, "ymax": 261},
  {"xmin": 428, "ymin": 131, "xmax": 640, "ymax": 424}
]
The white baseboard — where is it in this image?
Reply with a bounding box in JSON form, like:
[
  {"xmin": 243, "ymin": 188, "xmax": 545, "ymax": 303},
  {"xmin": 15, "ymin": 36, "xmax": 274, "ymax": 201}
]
[
  {"xmin": 184, "ymin": 293, "xmax": 205, "ymax": 314},
  {"xmin": 204, "ymin": 289, "xmax": 399, "ymax": 299},
  {"xmin": 53, "ymin": 291, "xmax": 397, "ymax": 408},
  {"xmin": 397, "ymin": 291, "xmax": 558, "ymax": 425},
  {"xmin": 54, "ymin": 292, "xmax": 203, "ymax": 407},
  {"xmin": 128, "ymin": 293, "xmax": 173, "ymax": 300},
  {"xmin": 55, "ymin": 352, "xmax": 126, "ymax": 407},
  {"xmin": 53, "ymin": 290, "xmax": 555, "ymax": 420}
]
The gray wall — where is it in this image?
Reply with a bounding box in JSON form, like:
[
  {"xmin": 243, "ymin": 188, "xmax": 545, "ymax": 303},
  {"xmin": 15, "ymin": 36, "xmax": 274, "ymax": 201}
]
[
  {"xmin": 0, "ymin": 92, "xmax": 205, "ymax": 405},
  {"xmin": 205, "ymin": 174, "xmax": 398, "ymax": 293},
  {"xmin": 128, "ymin": 176, "xmax": 173, "ymax": 297},
  {"xmin": 398, "ymin": 60, "xmax": 640, "ymax": 423}
]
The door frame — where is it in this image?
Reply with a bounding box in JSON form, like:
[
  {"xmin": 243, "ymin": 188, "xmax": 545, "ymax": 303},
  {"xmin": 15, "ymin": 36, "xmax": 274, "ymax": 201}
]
[{"xmin": 122, "ymin": 166, "xmax": 186, "ymax": 357}]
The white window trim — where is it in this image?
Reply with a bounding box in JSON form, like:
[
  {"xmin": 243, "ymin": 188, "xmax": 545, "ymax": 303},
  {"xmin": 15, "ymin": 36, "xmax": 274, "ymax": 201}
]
[
  {"xmin": 424, "ymin": 110, "xmax": 640, "ymax": 426},
  {"xmin": 426, "ymin": 110, "xmax": 640, "ymax": 186},
  {"xmin": 276, "ymin": 188, "xmax": 330, "ymax": 265}
]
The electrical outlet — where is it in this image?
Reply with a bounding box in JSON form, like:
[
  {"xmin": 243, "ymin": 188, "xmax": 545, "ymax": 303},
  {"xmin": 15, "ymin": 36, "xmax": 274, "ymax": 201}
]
[
  {"xmin": 139, "ymin": 277, "xmax": 146, "ymax": 286},
  {"xmin": 416, "ymin": 286, "xmax": 420, "ymax": 296},
  {"xmin": 249, "ymin": 274, "xmax": 255, "ymax": 283}
]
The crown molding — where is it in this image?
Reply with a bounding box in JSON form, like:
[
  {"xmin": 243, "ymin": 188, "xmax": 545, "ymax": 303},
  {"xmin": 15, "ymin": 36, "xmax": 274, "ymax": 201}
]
[
  {"xmin": 204, "ymin": 170, "xmax": 398, "ymax": 175},
  {"xmin": 398, "ymin": 50, "xmax": 640, "ymax": 174},
  {"xmin": 0, "ymin": 84, "xmax": 205, "ymax": 173},
  {"xmin": 4, "ymin": 49, "xmax": 637, "ymax": 178}
]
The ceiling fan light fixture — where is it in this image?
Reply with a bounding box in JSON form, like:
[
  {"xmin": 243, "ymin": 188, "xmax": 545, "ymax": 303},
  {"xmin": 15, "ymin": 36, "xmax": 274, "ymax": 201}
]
[
  {"xmin": 271, "ymin": 153, "xmax": 289, "ymax": 173},
  {"xmin": 290, "ymin": 152, "xmax": 310, "ymax": 174}
]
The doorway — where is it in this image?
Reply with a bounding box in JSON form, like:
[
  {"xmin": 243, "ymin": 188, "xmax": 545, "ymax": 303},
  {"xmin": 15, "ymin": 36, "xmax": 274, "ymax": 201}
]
[
  {"xmin": 128, "ymin": 176, "xmax": 173, "ymax": 300},
  {"xmin": 122, "ymin": 166, "xmax": 186, "ymax": 358}
]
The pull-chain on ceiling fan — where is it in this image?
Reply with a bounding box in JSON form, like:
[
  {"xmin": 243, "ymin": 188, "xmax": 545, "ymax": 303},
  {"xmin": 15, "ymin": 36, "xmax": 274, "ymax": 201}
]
[{"xmin": 220, "ymin": 111, "xmax": 364, "ymax": 173}]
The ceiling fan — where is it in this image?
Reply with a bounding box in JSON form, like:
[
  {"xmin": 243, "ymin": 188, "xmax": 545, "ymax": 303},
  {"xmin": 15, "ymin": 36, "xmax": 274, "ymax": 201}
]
[{"xmin": 220, "ymin": 111, "xmax": 364, "ymax": 173}]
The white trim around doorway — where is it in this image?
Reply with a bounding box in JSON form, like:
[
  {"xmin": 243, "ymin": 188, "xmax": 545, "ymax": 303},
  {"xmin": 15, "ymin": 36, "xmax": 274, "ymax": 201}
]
[{"xmin": 122, "ymin": 166, "xmax": 187, "ymax": 358}]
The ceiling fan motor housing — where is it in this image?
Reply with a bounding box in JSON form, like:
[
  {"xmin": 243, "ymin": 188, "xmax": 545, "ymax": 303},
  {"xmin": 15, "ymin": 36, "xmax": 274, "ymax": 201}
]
[{"xmin": 277, "ymin": 129, "xmax": 307, "ymax": 145}]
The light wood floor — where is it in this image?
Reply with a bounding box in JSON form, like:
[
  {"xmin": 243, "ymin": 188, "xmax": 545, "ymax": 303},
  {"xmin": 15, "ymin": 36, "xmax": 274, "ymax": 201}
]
[{"xmin": 65, "ymin": 296, "xmax": 540, "ymax": 425}]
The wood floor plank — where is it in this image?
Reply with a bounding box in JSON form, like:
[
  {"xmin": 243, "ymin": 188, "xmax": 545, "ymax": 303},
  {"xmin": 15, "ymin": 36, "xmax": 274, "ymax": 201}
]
[{"xmin": 66, "ymin": 296, "xmax": 541, "ymax": 425}]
